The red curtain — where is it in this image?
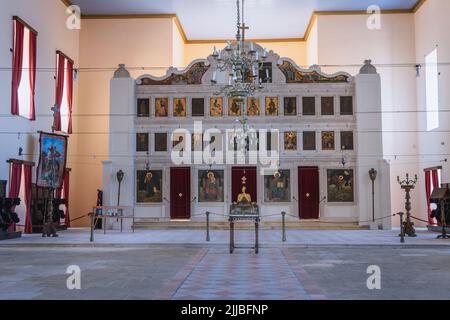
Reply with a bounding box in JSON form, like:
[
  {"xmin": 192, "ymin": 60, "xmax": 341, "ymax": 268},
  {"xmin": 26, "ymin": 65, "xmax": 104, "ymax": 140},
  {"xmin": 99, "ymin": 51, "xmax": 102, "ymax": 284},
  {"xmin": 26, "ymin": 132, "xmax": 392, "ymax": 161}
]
[
  {"xmin": 67, "ymin": 59, "xmax": 74, "ymax": 134},
  {"xmin": 55, "ymin": 53, "xmax": 65, "ymax": 131},
  {"xmin": 8, "ymin": 163, "xmax": 22, "ymax": 232},
  {"xmin": 63, "ymin": 170, "xmax": 71, "ymax": 227},
  {"xmin": 432, "ymin": 170, "xmax": 440, "ymax": 189},
  {"xmin": 11, "ymin": 20, "xmax": 24, "ymax": 116},
  {"xmin": 231, "ymin": 167, "xmax": 257, "ymax": 203},
  {"xmin": 425, "ymin": 170, "xmax": 433, "ymax": 225},
  {"xmin": 28, "ymin": 30, "xmax": 36, "ymax": 121},
  {"xmin": 23, "ymin": 164, "xmax": 33, "ymax": 234}
]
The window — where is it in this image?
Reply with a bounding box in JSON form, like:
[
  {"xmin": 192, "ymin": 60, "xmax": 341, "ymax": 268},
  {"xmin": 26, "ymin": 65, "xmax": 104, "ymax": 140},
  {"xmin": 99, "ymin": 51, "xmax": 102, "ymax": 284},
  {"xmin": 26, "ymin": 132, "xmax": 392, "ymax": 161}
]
[
  {"xmin": 340, "ymin": 131, "xmax": 354, "ymax": 151},
  {"xmin": 192, "ymin": 98, "xmax": 205, "ymax": 117},
  {"xmin": 55, "ymin": 51, "xmax": 74, "ymax": 133},
  {"xmin": 321, "ymin": 97, "xmax": 334, "ymax": 115},
  {"xmin": 303, "ymin": 131, "xmax": 316, "ymax": 151},
  {"xmin": 426, "ymin": 48, "xmax": 439, "ymax": 131},
  {"xmin": 302, "ymin": 97, "xmax": 315, "ymax": 115},
  {"xmin": 11, "ymin": 17, "xmax": 37, "ymax": 120},
  {"xmin": 340, "ymin": 96, "xmax": 353, "ymax": 115}
]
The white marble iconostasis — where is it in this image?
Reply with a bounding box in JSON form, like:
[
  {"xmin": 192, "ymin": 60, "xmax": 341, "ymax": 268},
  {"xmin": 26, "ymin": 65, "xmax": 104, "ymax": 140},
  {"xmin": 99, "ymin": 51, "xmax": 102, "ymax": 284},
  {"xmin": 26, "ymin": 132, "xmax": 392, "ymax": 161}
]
[{"xmin": 104, "ymin": 48, "xmax": 389, "ymax": 229}]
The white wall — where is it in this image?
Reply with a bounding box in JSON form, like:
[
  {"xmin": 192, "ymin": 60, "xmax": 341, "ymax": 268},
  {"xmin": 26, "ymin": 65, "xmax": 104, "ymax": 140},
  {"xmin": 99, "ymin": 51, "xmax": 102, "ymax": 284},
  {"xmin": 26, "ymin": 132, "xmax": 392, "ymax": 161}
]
[
  {"xmin": 414, "ymin": 0, "xmax": 450, "ymax": 222},
  {"xmin": 309, "ymin": 13, "xmax": 420, "ymax": 226},
  {"xmin": 0, "ymin": 0, "xmax": 79, "ymax": 222}
]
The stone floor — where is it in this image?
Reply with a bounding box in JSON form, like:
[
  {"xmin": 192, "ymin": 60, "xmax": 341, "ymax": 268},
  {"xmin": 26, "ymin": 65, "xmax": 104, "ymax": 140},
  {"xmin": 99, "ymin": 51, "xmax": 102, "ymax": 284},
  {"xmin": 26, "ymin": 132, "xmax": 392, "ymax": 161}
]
[
  {"xmin": 1, "ymin": 228, "xmax": 450, "ymax": 300},
  {"xmin": 2, "ymin": 227, "xmax": 450, "ymax": 247}
]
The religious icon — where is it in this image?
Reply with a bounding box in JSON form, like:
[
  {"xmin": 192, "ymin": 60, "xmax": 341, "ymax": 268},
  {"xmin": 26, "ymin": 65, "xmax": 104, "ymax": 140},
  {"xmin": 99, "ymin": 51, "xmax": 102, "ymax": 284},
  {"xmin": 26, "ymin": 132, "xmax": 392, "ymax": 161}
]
[
  {"xmin": 322, "ymin": 131, "xmax": 335, "ymax": 150},
  {"xmin": 155, "ymin": 98, "xmax": 169, "ymax": 117},
  {"xmin": 327, "ymin": 169, "xmax": 354, "ymax": 202},
  {"xmin": 192, "ymin": 98, "xmax": 205, "ymax": 117},
  {"xmin": 284, "ymin": 131, "xmax": 297, "ymax": 151},
  {"xmin": 136, "ymin": 133, "xmax": 149, "ymax": 152},
  {"xmin": 136, "ymin": 170, "xmax": 163, "ymax": 203},
  {"xmin": 155, "ymin": 133, "xmax": 168, "ymax": 152},
  {"xmin": 210, "ymin": 97, "xmax": 223, "ymax": 117},
  {"xmin": 247, "ymin": 97, "xmax": 260, "ymax": 116},
  {"xmin": 264, "ymin": 170, "xmax": 291, "ymax": 202},
  {"xmin": 284, "ymin": 97, "xmax": 297, "ymax": 116},
  {"xmin": 321, "ymin": 97, "xmax": 334, "ymax": 115},
  {"xmin": 303, "ymin": 131, "xmax": 316, "ymax": 151},
  {"xmin": 229, "ymin": 98, "xmax": 242, "ymax": 116},
  {"xmin": 36, "ymin": 132, "xmax": 68, "ymax": 189},
  {"xmin": 192, "ymin": 134, "xmax": 203, "ymax": 151},
  {"xmin": 237, "ymin": 186, "xmax": 252, "ymax": 203},
  {"xmin": 265, "ymin": 97, "xmax": 279, "ymax": 116},
  {"xmin": 137, "ymin": 98, "xmax": 150, "ymax": 117},
  {"xmin": 303, "ymin": 97, "xmax": 316, "ymax": 115},
  {"xmin": 340, "ymin": 96, "xmax": 353, "ymax": 115},
  {"xmin": 341, "ymin": 131, "xmax": 354, "ymax": 150},
  {"xmin": 198, "ymin": 170, "xmax": 224, "ymax": 202},
  {"xmin": 173, "ymin": 98, "xmax": 187, "ymax": 117},
  {"xmin": 172, "ymin": 133, "xmax": 186, "ymax": 150}
]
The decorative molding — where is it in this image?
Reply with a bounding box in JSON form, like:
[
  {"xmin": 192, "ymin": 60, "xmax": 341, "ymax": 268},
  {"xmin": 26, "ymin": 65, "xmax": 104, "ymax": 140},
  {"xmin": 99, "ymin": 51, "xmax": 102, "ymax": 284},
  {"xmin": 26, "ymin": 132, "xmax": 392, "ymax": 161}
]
[
  {"xmin": 61, "ymin": 0, "xmax": 425, "ymax": 44},
  {"xmin": 278, "ymin": 58, "xmax": 352, "ymax": 83},
  {"xmin": 136, "ymin": 60, "xmax": 210, "ymax": 85}
]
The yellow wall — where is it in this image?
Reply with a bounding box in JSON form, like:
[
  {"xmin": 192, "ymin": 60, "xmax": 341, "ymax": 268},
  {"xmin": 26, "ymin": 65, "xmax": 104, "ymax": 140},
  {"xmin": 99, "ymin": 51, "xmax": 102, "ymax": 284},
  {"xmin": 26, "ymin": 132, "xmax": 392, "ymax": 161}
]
[
  {"xmin": 184, "ymin": 41, "xmax": 307, "ymax": 68},
  {"xmin": 73, "ymin": 18, "xmax": 174, "ymax": 226}
]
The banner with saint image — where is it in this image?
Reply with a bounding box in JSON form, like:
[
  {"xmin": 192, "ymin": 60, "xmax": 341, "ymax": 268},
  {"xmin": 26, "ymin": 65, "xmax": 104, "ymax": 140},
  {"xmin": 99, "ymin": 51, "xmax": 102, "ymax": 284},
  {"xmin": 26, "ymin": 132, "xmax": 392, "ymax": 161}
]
[{"xmin": 36, "ymin": 132, "xmax": 68, "ymax": 189}]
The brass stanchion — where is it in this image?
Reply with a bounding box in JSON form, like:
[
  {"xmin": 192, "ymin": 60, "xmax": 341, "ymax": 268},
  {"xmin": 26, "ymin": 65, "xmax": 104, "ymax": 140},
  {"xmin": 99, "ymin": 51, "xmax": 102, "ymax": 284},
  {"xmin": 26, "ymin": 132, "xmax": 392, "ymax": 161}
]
[
  {"xmin": 206, "ymin": 211, "xmax": 210, "ymax": 242},
  {"xmin": 281, "ymin": 212, "xmax": 286, "ymax": 242},
  {"xmin": 398, "ymin": 212, "xmax": 405, "ymax": 243}
]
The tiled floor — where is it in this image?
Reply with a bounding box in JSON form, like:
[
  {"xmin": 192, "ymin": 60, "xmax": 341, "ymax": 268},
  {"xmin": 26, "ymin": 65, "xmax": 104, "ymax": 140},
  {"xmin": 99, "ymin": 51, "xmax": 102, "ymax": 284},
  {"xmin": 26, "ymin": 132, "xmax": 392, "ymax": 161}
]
[{"xmin": 172, "ymin": 248, "xmax": 321, "ymax": 300}]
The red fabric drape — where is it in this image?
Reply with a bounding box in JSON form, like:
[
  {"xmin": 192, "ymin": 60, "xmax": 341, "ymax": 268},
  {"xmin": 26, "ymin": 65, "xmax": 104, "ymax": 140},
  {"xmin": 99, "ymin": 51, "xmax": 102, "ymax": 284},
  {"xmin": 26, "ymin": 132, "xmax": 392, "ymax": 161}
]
[
  {"xmin": 28, "ymin": 30, "xmax": 36, "ymax": 121},
  {"xmin": 67, "ymin": 59, "xmax": 74, "ymax": 134},
  {"xmin": 23, "ymin": 164, "xmax": 33, "ymax": 234},
  {"xmin": 55, "ymin": 53, "xmax": 65, "ymax": 131},
  {"xmin": 63, "ymin": 170, "xmax": 71, "ymax": 227},
  {"xmin": 11, "ymin": 20, "xmax": 24, "ymax": 116},
  {"xmin": 425, "ymin": 170, "xmax": 433, "ymax": 225},
  {"xmin": 8, "ymin": 163, "xmax": 22, "ymax": 232},
  {"xmin": 432, "ymin": 170, "xmax": 440, "ymax": 189}
]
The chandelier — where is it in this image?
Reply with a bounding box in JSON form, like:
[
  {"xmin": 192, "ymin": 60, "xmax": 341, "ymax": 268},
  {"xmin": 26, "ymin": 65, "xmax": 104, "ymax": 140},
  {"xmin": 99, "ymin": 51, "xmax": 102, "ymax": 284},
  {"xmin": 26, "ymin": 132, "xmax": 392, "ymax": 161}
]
[{"xmin": 210, "ymin": 0, "xmax": 268, "ymax": 103}]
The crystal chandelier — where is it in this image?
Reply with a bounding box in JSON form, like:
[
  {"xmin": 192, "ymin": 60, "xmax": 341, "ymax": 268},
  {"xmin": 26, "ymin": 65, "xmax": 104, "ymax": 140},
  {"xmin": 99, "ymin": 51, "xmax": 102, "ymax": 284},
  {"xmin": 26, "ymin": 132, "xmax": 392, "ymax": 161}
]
[{"xmin": 210, "ymin": 0, "xmax": 268, "ymax": 104}]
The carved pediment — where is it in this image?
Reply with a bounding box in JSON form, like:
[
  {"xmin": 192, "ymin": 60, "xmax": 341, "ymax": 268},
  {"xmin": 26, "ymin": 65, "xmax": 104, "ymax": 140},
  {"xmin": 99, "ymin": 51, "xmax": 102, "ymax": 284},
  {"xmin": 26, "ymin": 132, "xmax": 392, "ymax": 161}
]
[
  {"xmin": 278, "ymin": 60, "xmax": 351, "ymax": 84},
  {"xmin": 137, "ymin": 61, "xmax": 210, "ymax": 86}
]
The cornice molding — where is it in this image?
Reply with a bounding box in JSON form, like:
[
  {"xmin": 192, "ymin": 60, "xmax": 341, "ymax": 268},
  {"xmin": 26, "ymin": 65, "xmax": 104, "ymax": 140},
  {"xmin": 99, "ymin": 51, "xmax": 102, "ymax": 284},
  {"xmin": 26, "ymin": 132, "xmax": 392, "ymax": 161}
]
[{"xmin": 60, "ymin": 0, "xmax": 426, "ymax": 44}]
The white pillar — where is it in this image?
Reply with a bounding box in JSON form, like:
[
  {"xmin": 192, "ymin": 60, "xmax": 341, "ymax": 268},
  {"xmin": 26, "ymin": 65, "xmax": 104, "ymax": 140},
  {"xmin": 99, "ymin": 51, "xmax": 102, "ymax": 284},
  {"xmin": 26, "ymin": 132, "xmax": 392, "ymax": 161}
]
[
  {"xmin": 103, "ymin": 65, "xmax": 135, "ymax": 229},
  {"xmin": 355, "ymin": 60, "xmax": 390, "ymax": 229}
]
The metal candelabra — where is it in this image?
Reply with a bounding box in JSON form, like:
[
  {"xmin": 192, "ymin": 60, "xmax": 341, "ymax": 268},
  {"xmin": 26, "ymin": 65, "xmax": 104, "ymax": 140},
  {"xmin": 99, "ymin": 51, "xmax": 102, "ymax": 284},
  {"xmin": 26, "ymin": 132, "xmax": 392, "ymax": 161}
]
[{"xmin": 397, "ymin": 173, "xmax": 418, "ymax": 237}]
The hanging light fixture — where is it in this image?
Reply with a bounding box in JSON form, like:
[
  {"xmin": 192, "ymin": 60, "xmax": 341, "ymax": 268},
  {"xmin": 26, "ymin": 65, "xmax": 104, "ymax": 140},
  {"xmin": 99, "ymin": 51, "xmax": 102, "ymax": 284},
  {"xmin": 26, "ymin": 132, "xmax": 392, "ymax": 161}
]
[{"xmin": 210, "ymin": 0, "xmax": 267, "ymax": 107}]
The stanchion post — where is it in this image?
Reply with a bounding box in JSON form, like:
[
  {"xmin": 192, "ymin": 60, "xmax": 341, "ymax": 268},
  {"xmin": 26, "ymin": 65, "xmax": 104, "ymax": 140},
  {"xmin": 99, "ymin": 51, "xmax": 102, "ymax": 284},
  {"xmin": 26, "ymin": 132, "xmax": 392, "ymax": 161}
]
[
  {"xmin": 399, "ymin": 212, "xmax": 405, "ymax": 243},
  {"xmin": 281, "ymin": 212, "xmax": 287, "ymax": 242},
  {"xmin": 206, "ymin": 211, "xmax": 210, "ymax": 242},
  {"xmin": 90, "ymin": 211, "xmax": 94, "ymax": 243}
]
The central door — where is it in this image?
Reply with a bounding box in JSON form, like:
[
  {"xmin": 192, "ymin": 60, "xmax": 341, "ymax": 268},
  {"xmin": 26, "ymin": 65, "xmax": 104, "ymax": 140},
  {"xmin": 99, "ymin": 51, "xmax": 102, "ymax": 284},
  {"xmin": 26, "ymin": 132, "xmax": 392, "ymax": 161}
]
[
  {"xmin": 298, "ymin": 167, "xmax": 320, "ymax": 219},
  {"xmin": 170, "ymin": 167, "xmax": 191, "ymax": 220},
  {"xmin": 232, "ymin": 167, "xmax": 257, "ymax": 203}
]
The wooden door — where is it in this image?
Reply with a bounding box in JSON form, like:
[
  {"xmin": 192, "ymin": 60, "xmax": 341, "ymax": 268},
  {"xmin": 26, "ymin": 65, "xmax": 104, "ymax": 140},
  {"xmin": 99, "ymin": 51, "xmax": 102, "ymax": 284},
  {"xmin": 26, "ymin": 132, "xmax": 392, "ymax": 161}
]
[
  {"xmin": 170, "ymin": 167, "xmax": 191, "ymax": 219},
  {"xmin": 298, "ymin": 167, "xmax": 320, "ymax": 219},
  {"xmin": 231, "ymin": 167, "xmax": 257, "ymax": 203}
]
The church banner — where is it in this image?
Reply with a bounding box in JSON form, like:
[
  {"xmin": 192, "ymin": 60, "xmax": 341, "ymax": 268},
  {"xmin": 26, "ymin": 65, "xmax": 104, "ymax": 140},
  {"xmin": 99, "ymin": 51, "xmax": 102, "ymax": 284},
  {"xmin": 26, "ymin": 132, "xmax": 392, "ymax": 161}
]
[{"xmin": 36, "ymin": 132, "xmax": 68, "ymax": 189}]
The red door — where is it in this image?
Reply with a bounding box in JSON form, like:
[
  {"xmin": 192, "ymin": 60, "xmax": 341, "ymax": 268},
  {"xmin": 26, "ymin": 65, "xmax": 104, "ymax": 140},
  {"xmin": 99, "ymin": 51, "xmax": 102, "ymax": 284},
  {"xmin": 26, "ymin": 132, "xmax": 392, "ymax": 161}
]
[
  {"xmin": 298, "ymin": 167, "xmax": 320, "ymax": 219},
  {"xmin": 170, "ymin": 167, "xmax": 191, "ymax": 219},
  {"xmin": 232, "ymin": 167, "xmax": 257, "ymax": 203}
]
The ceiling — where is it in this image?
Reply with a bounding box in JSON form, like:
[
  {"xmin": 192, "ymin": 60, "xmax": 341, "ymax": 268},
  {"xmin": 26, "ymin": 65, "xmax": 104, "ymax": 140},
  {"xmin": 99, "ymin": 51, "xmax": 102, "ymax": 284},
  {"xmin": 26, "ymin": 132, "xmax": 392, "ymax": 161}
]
[{"xmin": 71, "ymin": 0, "xmax": 419, "ymax": 40}]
